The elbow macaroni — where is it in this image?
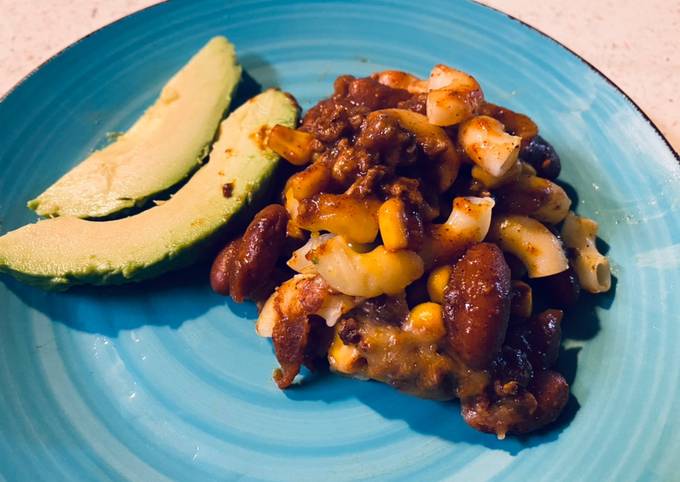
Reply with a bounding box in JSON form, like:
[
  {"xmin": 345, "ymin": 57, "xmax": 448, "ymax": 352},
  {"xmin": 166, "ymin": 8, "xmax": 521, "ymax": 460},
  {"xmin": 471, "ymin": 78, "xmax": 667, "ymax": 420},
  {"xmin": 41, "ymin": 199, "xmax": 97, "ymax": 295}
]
[
  {"xmin": 488, "ymin": 214, "xmax": 568, "ymax": 278},
  {"xmin": 287, "ymin": 233, "xmax": 334, "ymax": 274},
  {"xmin": 471, "ymin": 160, "xmax": 522, "ymax": 189},
  {"xmin": 421, "ymin": 196, "xmax": 495, "ymax": 267},
  {"xmin": 524, "ymin": 176, "xmax": 571, "ymax": 224},
  {"xmin": 311, "ymin": 236, "xmax": 424, "ymax": 298},
  {"xmin": 256, "ymin": 273, "xmax": 362, "ymax": 337},
  {"xmin": 561, "ymin": 212, "xmax": 611, "ymax": 293},
  {"xmin": 295, "ymin": 193, "xmax": 381, "ymax": 244},
  {"xmin": 458, "ymin": 115, "xmax": 521, "ymax": 177},
  {"xmin": 426, "ymin": 64, "xmax": 484, "ymax": 126},
  {"xmin": 372, "ymin": 70, "xmax": 428, "ymax": 93}
]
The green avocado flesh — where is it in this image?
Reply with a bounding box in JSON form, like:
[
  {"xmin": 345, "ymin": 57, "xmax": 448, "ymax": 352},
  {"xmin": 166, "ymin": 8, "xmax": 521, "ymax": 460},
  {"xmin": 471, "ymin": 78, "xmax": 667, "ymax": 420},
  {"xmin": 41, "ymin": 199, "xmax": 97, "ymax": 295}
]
[
  {"xmin": 28, "ymin": 36, "xmax": 242, "ymax": 219},
  {"xmin": 0, "ymin": 89, "xmax": 298, "ymax": 289}
]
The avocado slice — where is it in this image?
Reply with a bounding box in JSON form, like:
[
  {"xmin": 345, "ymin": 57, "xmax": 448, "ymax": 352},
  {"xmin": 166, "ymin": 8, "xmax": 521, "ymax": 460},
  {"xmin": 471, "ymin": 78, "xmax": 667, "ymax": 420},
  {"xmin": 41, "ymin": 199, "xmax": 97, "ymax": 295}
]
[
  {"xmin": 28, "ymin": 36, "xmax": 242, "ymax": 219},
  {"xmin": 0, "ymin": 89, "xmax": 298, "ymax": 289}
]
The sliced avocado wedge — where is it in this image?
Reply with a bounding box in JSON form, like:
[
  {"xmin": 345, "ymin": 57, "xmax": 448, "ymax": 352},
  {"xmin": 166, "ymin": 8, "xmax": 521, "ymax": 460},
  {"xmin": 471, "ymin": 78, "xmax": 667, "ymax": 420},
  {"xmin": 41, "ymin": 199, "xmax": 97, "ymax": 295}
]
[
  {"xmin": 0, "ymin": 89, "xmax": 298, "ymax": 289},
  {"xmin": 28, "ymin": 36, "xmax": 242, "ymax": 219}
]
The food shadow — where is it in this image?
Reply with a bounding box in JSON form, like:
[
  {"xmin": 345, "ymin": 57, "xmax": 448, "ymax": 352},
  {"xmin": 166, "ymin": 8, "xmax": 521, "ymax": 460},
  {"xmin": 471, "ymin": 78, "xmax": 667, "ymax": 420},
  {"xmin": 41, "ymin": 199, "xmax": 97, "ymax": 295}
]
[
  {"xmin": 231, "ymin": 68, "xmax": 267, "ymax": 109},
  {"xmin": 284, "ymin": 367, "xmax": 555, "ymax": 455},
  {"xmin": 562, "ymin": 274, "xmax": 616, "ymax": 340},
  {"xmin": 238, "ymin": 54, "xmax": 281, "ymax": 94},
  {"xmin": 2, "ymin": 163, "xmax": 295, "ymax": 338},
  {"xmin": 522, "ymin": 275, "xmax": 617, "ymax": 440},
  {"xmin": 2, "ymin": 259, "xmax": 222, "ymax": 336},
  {"xmin": 5, "ymin": 248, "xmax": 615, "ymax": 450}
]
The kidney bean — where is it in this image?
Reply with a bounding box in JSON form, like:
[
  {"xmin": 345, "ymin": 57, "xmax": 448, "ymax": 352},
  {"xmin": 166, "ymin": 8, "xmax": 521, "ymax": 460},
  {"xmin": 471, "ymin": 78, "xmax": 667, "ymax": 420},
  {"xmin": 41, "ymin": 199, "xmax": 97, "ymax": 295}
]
[
  {"xmin": 492, "ymin": 346, "xmax": 534, "ymax": 388},
  {"xmin": 443, "ymin": 243, "xmax": 512, "ymax": 369},
  {"xmin": 521, "ymin": 370, "xmax": 569, "ymax": 431},
  {"xmin": 520, "ymin": 135, "xmax": 561, "ymax": 180},
  {"xmin": 507, "ymin": 309, "xmax": 563, "ymax": 370},
  {"xmin": 210, "ymin": 239, "xmax": 240, "ymax": 295},
  {"xmin": 209, "ymin": 204, "xmax": 289, "ymax": 302}
]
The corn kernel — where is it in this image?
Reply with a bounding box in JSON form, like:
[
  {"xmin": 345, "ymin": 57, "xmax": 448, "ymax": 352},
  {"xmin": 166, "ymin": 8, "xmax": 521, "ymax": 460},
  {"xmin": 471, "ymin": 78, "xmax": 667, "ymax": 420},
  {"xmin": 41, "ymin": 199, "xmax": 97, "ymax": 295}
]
[
  {"xmin": 267, "ymin": 124, "xmax": 315, "ymax": 166},
  {"xmin": 405, "ymin": 302, "xmax": 445, "ymax": 341},
  {"xmin": 328, "ymin": 335, "xmax": 360, "ymax": 374},
  {"xmin": 286, "ymin": 162, "xmax": 331, "ymax": 200},
  {"xmin": 427, "ymin": 265, "xmax": 452, "ymax": 304},
  {"xmin": 378, "ymin": 198, "xmax": 408, "ymax": 251}
]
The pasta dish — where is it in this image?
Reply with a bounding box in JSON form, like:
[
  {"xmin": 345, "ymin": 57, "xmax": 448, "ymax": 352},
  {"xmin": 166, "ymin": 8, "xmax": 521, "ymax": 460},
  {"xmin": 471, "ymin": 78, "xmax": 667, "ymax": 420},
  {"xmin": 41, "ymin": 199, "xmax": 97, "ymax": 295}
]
[{"xmin": 209, "ymin": 65, "xmax": 611, "ymax": 438}]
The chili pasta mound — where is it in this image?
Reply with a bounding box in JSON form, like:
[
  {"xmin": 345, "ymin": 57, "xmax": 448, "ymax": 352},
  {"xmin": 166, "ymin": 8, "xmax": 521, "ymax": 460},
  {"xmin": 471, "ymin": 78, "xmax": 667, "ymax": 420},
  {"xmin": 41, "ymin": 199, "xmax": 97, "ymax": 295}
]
[{"xmin": 209, "ymin": 65, "xmax": 611, "ymax": 438}]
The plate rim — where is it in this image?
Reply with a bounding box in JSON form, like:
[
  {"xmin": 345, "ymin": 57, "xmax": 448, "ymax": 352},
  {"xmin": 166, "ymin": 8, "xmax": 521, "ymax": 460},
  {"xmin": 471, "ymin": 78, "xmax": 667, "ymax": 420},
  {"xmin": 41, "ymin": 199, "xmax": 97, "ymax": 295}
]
[{"xmin": 1, "ymin": 0, "xmax": 678, "ymax": 162}]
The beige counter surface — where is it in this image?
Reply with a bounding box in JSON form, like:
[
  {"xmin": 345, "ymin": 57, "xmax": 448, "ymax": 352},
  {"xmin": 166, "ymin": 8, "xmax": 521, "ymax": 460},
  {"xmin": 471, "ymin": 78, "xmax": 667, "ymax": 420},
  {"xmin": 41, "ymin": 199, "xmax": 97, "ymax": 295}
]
[{"xmin": 1, "ymin": 0, "xmax": 678, "ymax": 153}]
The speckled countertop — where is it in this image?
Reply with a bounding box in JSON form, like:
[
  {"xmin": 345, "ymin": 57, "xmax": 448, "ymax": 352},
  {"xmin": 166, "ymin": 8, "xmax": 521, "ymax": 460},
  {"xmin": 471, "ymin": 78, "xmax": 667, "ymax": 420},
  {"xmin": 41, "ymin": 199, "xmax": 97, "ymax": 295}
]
[{"xmin": 1, "ymin": 0, "xmax": 678, "ymax": 152}]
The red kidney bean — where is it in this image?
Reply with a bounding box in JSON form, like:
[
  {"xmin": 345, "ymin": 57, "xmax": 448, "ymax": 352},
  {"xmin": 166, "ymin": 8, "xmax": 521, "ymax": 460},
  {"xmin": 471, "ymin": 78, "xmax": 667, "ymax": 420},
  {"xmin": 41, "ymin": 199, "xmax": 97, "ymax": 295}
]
[
  {"xmin": 210, "ymin": 239, "xmax": 240, "ymax": 296},
  {"xmin": 443, "ymin": 243, "xmax": 512, "ymax": 369},
  {"xmin": 209, "ymin": 204, "xmax": 289, "ymax": 302},
  {"xmin": 520, "ymin": 135, "xmax": 561, "ymax": 180},
  {"xmin": 522, "ymin": 370, "xmax": 569, "ymax": 431},
  {"xmin": 507, "ymin": 309, "xmax": 563, "ymax": 370}
]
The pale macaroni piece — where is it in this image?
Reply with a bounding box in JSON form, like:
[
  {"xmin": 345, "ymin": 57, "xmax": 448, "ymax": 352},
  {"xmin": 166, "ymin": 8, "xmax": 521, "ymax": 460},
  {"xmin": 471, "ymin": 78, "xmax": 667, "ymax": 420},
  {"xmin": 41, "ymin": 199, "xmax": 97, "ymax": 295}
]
[{"xmin": 561, "ymin": 211, "xmax": 612, "ymax": 293}]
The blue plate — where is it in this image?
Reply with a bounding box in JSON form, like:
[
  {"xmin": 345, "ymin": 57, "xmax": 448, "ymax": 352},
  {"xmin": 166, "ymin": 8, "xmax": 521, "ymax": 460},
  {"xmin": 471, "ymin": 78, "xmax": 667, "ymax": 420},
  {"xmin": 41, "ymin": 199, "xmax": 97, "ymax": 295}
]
[{"xmin": 1, "ymin": 1, "xmax": 679, "ymax": 480}]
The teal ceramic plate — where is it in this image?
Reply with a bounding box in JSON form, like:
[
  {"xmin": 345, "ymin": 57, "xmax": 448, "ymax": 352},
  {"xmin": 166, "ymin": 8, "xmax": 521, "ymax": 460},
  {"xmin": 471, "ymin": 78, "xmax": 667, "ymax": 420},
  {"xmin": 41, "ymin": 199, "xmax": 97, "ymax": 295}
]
[{"xmin": 1, "ymin": 1, "xmax": 678, "ymax": 480}]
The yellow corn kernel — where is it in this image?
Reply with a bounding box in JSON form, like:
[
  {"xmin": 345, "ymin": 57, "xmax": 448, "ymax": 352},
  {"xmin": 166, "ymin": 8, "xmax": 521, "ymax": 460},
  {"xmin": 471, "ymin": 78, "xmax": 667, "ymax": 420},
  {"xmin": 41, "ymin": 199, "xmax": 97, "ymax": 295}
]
[
  {"xmin": 286, "ymin": 162, "xmax": 331, "ymax": 201},
  {"xmin": 427, "ymin": 266, "xmax": 452, "ymax": 304},
  {"xmin": 328, "ymin": 335, "xmax": 361, "ymax": 374},
  {"xmin": 405, "ymin": 302, "xmax": 446, "ymax": 341},
  {"xmin": 267, "ymin": 124, "xmax": 315, "ymax": 166},
  {"xmin": 378, "ymin": 198, "xmax": 408, "ymax": 251}
]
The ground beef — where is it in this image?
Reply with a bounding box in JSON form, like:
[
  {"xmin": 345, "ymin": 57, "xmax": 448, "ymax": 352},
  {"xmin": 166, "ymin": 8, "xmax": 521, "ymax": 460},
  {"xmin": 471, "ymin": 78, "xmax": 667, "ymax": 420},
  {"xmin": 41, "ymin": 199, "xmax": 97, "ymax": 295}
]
[{"xmin": 300, "ymin": 75, "xmax": 411, "ymax": 144}]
